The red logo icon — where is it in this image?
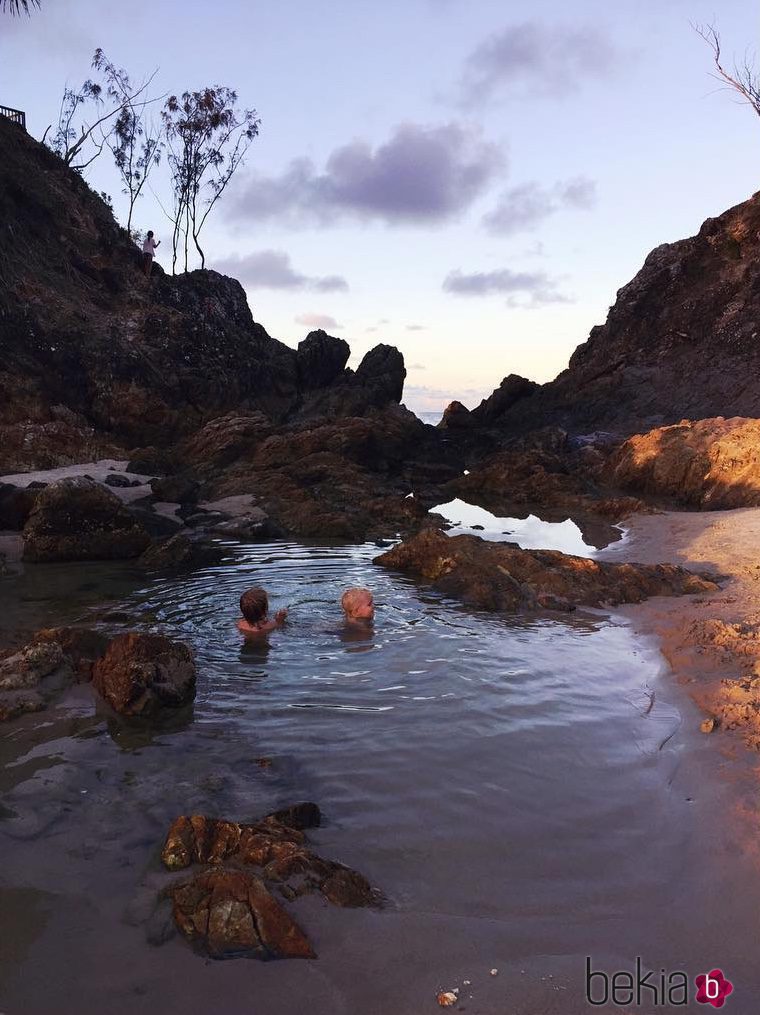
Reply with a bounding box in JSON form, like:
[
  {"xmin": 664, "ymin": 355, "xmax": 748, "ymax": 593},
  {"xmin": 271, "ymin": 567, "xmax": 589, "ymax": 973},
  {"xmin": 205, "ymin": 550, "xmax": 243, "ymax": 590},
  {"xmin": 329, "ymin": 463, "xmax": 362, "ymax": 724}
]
[{"xmin": 695, "ymin": 969, "xmax": 734, "ymax": 1008}]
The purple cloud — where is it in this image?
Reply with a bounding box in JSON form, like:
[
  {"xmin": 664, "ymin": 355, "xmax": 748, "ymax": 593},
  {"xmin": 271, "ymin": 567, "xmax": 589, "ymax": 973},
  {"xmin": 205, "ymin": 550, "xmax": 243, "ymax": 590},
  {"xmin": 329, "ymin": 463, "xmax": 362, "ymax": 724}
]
[
  {"xmin": 295, "ymin": 313, "xmax": 342, "ymax": 330},
  {"xmin": 460, "ymin": 21, "xmax": 618, "ymax": 104},
  {"xmin": 443, "ymin": 267, "xmax": 570, "ymax": 306},
  {"xmin": 213, "ymin": 250, "xmax": 349, "ymax": 292},
  {"xmin": 483, "ymin": 176, "xmax": 597, "ymax": 235},
  {"xmin": 229, "ymin": 122, "xmax": 504, "ymax": 227}
]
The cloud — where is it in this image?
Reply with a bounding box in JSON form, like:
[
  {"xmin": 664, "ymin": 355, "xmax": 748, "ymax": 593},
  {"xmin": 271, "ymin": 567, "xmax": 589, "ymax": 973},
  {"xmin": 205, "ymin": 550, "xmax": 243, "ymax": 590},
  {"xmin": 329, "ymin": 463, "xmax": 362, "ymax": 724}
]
[
  {"xmin": 483, "ymin": 176, "xmax": 597, "ymax": 235},
  {"xmin": 459, "ymin": 21, "xmax": 618, "ymax": 104},
  {"xmin": 408, "ymin": 363, "xmax": 427, "ymax": 370},
  {"xmin": 229, "ymin": 122, "xmax": 504, "ymax": 227},
  {"xmin": 213, "ymin": 250, "xmax": 348, "ymax": 292},
  {"xmin": 295, "ymin": 313, "xmax": 342, "ymax": 330},
  {"xmin": 442, "ymin": 267, "xmax": 570, "ymax": 306},
  {"xmin": 406, "ymin": 324, "xmax": 427, "ymax": 331}
]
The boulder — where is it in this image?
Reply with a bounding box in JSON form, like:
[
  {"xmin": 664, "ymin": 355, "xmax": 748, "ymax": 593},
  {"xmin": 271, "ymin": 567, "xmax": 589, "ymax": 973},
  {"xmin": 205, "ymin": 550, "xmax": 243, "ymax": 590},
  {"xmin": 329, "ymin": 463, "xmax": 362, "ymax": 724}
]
[
  {"xmin": 470, "ymin": 374, "xmax": 540, "ymax": 424},
  {"xmin": 92, "ymin": 632, "xmax": 196, "ymax": 716},
  {"xmin": 355, "ymin": 343, "xmax": 405, "ymax": 404},
  {"xmin": 179, "ymin": 412, "xmax": 272, "ymax": 472},
  {"xmin": 104, "ymin": 473, "xmax": 141, "ymax": 488},
  {"xmin": 606, "ymin": 416, "xmax": 760, "ymax": 509},
  {"xmin": 138, "ymin": 533, "xmax": 224, "ymax": 570},
  {"xmin": 22, "ymin": 477, "xmax": 151, "ymax": 562},
  {"xmin": 438, "ymin": 401, "xmax": 474, "ymax": 429},
  {"xmin": 150, "ymin": 474, "xmax": 200, "ymax": 505},
  {"xmin": 0, "ymin": 483, "xmax": 39, "ymax": 530},
  {"xmin": 375, "ymin": 529, "xmax": 718, "ymax": 612},
  {"xmin": 126, "ymin": 447, "xmax": 175, "ymax": 476},
  {"xmin": 296, "ymin": 330, "xmax": 350, "ymax": 390},
  {"xmin": 0, "ymin": 641, "xmax": 70, "ymax": 721},
  {"xmin": 34, "ymin": 626, "xmax": 110, "ymax": 681},
  {"xmin": 168, "ymin": 868, "xmax": 315, "ymax": 960}
]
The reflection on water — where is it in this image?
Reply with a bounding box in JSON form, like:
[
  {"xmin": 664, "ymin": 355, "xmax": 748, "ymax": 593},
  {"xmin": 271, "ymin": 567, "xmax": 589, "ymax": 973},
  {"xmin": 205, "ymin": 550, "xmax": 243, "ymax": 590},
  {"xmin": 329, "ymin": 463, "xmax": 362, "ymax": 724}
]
[
  {"xmin": 432, "ymin": 498, "xmax": 599, "ymax": 555},
  {"xmin": 0, "ymin": 540, "xmax": 759, "ymax": 1014}
]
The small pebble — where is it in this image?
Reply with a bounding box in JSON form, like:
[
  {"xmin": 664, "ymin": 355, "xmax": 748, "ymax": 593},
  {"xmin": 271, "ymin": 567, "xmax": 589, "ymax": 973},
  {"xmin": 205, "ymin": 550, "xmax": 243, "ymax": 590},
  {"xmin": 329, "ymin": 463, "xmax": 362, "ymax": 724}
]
[
  {"xmin": 437, "ymin": 991, "xmax": 458, "ymax": 1007},
  {"xmin": 490, "ymin": 968, "xmax": 498, "ymax": 976}
]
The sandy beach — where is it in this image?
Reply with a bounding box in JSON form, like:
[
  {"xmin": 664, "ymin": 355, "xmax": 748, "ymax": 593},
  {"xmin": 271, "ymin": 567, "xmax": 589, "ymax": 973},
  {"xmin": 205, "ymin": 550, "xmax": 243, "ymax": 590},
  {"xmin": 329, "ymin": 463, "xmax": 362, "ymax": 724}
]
[{"xmin": 600, "ymin": 507, "xmax": 760, "ymax": 750}]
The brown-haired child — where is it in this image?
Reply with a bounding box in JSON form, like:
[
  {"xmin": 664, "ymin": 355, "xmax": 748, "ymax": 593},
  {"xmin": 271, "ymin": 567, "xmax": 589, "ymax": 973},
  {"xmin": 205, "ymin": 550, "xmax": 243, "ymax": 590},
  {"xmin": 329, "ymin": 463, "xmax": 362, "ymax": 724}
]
[{"xmin": 237, "ymin": 587, "xmax": 287, "ymax": 637}]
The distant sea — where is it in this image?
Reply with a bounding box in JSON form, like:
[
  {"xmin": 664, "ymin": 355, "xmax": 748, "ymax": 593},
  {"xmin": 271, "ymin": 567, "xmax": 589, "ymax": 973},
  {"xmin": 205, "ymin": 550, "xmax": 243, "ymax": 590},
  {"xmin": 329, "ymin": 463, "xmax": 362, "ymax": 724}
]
[{"xmin": 415, "ymin": 410, "xmax": 443, "ymax": 426}]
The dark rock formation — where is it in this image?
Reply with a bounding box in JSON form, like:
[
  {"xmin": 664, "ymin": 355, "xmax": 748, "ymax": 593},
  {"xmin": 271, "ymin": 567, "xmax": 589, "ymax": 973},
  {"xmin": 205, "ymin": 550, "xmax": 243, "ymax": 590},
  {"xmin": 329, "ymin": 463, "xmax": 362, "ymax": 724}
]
[
  {"xmin": 469, "ymin": 374, "xmax": 540, "ymax": 425},
  {"xmin": 0, "ymin": 483, "xmax": 39, "ymax": 530},
  {"xmin": 150, "ymin": 474, "xmax": 200, "ymax": 505},
  {"xmin": 22, "ymin": 477, "xmax": 151, "ymax": 562},
  {"xmin": 606, "ymin": 416, "xmax": 760, "ymax": 509},
  {"xmin": 375, "ymin": 529, "xmax": 718, "ymax": 612},
  {"xmin": 475, "ymin": 192, "xmax": 760, "ymax": 436},
  {"xmin": 137, "ymin": 533, "xmax": 224, "ymax": 570},
  {"xmin": 296, "ymin": 330, "xmax": 350, "ymax": 390},
  {"xmin": 92, "ymin": 632, "xmax": 196, "ymax": 716},
  {"xmin": 438, "ymin": 400, "xmax": 474, "ymax": 429},
  {"xmin": 0, "ymin": 641, "xmax": 70, "ymax": 721}
]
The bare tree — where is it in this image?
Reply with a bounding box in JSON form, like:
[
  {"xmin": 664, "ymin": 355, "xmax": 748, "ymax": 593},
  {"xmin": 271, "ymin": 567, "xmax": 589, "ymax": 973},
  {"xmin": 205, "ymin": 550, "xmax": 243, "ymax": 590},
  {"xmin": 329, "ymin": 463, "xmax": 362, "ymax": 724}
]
[
  {"xmin": 44, "ymin": 49, "xmax": 160, "ymax": 173},
  {"xmin": 162, "ymin": 87, "xmax": 260, "ymax": 272},
  {"xmin": 694, "ymin": 22, "xmax": 760, "ymax": 119},
  {"xmin": 1, "ymin": 0, "xmax": 40, "ymax": 14},
  {"xmin": 94, "ymin": 50, "xmax": 164, "ymax": 234}
]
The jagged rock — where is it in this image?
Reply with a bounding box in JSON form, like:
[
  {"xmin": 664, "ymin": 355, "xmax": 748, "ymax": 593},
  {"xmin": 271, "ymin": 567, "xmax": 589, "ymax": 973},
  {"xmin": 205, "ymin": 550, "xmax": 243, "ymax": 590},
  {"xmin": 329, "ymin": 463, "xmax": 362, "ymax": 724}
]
[
  {"xmin": 150, "ymin": 474, "xmax": 200, "ymax": 505},
  {"xmin": 296, "ymin": 331, "xmax": 350, "ymax": 390},
  {"xmin": 22, "ymin": 477, "xmax": 151, "ymax": 562},
  {"xmin": 438, "ymin": 401, "xmax": 474, "ymax": 429},
  {"xmin": 92, "ymin": 632, "xmax": 196, "ymax": 716},
  {"xmin": 138, "ymin": 533, "xmax": 224, "ymax": 570},
  {"xmin": 607, "ymin": 416, "xmax": 760, "ymax": 509},
  {"xmin": 179, "ymin": 413, "xmax": 272, "ymax": 472},
  {"xmin": 355, "ymin": 343, "xmax": 405, "ymax": 404},
  {"xmin": 0, "ymin": 483, "xmax": 39, "ymax": 530},
  {"xmin": 168, "ymin": 868, "xmax": 315, "ymax": 960},
  {"xmin": 0, "ymin": 641, "xmax": 70, "ymax": 721},
  {"xmin": 161, "ymin": 808, "xmax": 377, "ymax": 909},
  {"xmin": 374, "ymin": 529, "xmax": 718, "ymax": 612},
  {"xmin": 34, "ymin": 627, "xmax": 110, "ymax": 681},
  {"xmin": 470, "ymin": 374, "xmax": 540, "ymax": 424}
]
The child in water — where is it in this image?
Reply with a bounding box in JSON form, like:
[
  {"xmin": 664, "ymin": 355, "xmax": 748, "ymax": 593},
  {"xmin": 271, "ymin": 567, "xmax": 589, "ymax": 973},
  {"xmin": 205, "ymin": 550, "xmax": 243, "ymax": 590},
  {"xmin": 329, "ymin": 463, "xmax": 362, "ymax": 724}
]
[
  {"xmin": 341, "ymin": 587, "xmax": 375, "ymax": 624},
  {"xmin": 237, "ymin": 587, "xmax": 287, "ymax": 637}
]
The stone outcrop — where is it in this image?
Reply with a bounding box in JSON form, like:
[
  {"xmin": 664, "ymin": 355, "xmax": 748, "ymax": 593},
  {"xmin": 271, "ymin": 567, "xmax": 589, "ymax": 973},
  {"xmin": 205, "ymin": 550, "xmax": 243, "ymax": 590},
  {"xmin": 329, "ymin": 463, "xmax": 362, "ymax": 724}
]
[
  {"xmin": 0, "ymin": 641, "xmax": 70, "ymax": 721},
  {"xmin": 606, "ymin": 416, "xmax": 760, "ymax": 509},
  {"xmin": 21, "ymin": 477, "xmax": 151, "ymax": 562},
  {"xmin": 160, "ymin": 803, "xmax": 378, "ymax": 960},
  {"xmin": 375, "ymin": 529, "xmax": 718, "ymax": 613},
  {"xmin": 137, "ymin": 533, "xmax": 224, "ymax": 571},
  {"xmin": 92, "ymin": 632, "xmax": 196, "ymax": 716}
]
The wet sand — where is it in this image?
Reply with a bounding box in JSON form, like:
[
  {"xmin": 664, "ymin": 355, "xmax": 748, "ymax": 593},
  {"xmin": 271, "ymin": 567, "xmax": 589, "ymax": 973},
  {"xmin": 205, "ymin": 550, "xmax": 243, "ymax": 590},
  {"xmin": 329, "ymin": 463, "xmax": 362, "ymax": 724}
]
[{"xmin": 599, "ymin": 506, "xmax": 760, "ymax": 749}]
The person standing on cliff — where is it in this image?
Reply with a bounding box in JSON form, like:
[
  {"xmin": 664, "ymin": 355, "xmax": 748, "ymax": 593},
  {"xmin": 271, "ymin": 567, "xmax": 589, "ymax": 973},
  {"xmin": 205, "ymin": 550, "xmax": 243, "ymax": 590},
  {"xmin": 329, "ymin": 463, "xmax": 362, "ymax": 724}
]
[{"xmin": 142, "ymin": 230, "xmax": 160, "ymax": 276}]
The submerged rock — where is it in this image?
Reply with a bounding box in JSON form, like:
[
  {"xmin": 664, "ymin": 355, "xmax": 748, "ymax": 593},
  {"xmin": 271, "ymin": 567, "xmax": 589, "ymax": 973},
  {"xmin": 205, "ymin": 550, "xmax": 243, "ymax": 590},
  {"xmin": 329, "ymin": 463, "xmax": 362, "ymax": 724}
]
[
  {"xmin": 137, "ymin": 533, "xmax": 223, "ymax": 571},
  {"xmin": 92, "ymin": 632, "xmax": 196, "ymax": 716},
  {"xmin": 374, "ymin": 529, "xmax": 718, "ymax": 612},
  {"xmin": 0, "ymin": 641, "xmax": 69, "ymax": 720},
  {"xmin": 168, "ymin": 868, "xmax": 315, "ymax": 960},
  {"xmin": 160, "ymin": 803, "xmax": 378, "ymax": 959},
  {"xmin": 22, "ymin": 477, "xmax": 151, "ymax": 562}
]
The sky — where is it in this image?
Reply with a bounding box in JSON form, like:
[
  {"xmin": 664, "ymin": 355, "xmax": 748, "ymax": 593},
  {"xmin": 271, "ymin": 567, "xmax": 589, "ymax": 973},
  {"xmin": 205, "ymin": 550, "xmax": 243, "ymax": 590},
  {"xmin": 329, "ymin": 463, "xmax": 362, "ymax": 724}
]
[{"xmin": 2, "ymin": 0, "xmax": 760, "ymax": 413}]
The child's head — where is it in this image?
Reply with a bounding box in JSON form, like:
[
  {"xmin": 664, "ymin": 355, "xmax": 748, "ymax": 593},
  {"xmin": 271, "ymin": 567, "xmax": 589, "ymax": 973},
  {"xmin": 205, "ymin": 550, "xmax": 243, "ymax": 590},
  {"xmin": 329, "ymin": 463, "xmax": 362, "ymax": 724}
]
[
  {"xmin": 147, "ymin": 229, "xmax": 154, "ymax": 238},
  {"xmin": 341, "ymin": 587, "xmax": 375, "ymax": 621},
  {"xmin": 240, "ymin": 587, "xmax": 269, "ymax": 624}
]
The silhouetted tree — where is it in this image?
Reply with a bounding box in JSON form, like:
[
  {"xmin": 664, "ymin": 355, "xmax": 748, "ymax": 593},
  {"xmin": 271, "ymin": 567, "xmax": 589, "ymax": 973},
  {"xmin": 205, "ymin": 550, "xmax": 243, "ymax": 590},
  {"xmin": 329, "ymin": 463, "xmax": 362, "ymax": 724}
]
[
  {"xmin": 94, "ymin": 49, "xmax": 164, "ymax": 234},
  {"xmin": 162, "ymin": 87, "xmax": 260, "ymax": 272},
  {"xmin": 1, "ymin": 0, "xmax": 40, "ymax": 14},
  {"xmin": 44, "ymin": 49, "xmax": 160, "ymax": 174},
  {"xmin": 695, "ymin": 22, "xmax": 760, "ymax": 120}
]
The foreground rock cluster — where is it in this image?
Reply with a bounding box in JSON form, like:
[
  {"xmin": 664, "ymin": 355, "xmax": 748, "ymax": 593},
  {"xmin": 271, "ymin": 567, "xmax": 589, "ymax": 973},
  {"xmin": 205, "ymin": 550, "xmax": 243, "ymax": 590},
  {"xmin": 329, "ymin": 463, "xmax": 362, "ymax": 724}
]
[
  {"xmin": 375, "ymin": 529, "xmax": 718, "ymax": 613},
  {"xmin": 158, "ymin": 803, "xmax": 379, "ymax": 960},
  {"xmin": 0, "ymin": 627, "xmax": 195, "ymax": 721}
]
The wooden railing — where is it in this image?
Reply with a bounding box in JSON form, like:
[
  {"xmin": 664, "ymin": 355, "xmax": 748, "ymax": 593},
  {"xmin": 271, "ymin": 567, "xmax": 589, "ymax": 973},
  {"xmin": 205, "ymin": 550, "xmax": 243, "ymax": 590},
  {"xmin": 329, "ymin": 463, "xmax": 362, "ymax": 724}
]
[{"xmin": 0, "ymin": 105, "xmax": 26, "ymax": 130}]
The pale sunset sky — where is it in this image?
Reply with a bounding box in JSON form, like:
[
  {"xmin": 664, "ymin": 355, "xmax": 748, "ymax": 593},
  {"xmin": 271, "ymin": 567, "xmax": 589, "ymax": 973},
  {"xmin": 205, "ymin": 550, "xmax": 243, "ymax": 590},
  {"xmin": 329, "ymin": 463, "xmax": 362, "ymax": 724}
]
[{"xmin": 2, "ymin": 0, "xmax": 759, "ymax": 412}]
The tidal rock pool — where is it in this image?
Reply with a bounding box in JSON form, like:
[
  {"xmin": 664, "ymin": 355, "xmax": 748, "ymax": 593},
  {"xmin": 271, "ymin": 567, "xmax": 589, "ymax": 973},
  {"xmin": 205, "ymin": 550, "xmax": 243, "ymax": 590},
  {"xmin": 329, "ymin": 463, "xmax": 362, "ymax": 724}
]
[{"xmin": 1, "ymin": 536, "xmax": 759, "ymax": 1013}]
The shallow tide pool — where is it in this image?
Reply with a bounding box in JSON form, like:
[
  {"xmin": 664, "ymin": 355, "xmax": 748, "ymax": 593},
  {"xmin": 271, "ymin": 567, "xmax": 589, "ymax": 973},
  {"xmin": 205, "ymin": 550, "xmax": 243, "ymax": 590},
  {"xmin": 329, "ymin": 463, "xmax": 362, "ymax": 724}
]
[{"xmin": 1, "ymin": 537, "xmax": 759, "ymax": 1014}]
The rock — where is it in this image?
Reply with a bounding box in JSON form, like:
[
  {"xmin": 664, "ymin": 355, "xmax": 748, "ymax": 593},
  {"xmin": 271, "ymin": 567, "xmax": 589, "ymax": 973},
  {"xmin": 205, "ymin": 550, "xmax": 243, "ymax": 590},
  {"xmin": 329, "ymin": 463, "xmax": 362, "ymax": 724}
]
[
  {"xmin": 22, "ymin": 477, "xmax": 151, "ymax": 562},
  {"xmin": 138, "ymin": 533, "xmax": 224, "ymax": 570},
  {"xmin": 34, "ymin": 627, "xmax": 110, "ymax": 681},
  {"xmin": 607, "ymin": 416, "xmax": 760, "ymax": 509},
  {"xmin": 168, "ymin": 868, "xmax": 315, "ymax": 960},
  {"xmin": 0, "ymin": 483, "xmax": 39, "ymax": 530},
  {"xmin": 0, "ymin": 640, "xmax": 70, "ymax": 721},
  {"xmin": 104, "ymin": 473, "xmax": 140, "ymax": 488},
  {"xmin": 375, "ymin": 529, "xmax": 718, "ymax": 612},
  {"xmin": 92, "ymin": 633, "xmax": 196, "ymax": 716},
  {"xmin": 296, "ymin": 330, "xmax": 350, "ymax": 390},
  {"xmin": 438, "ymin": 400, "xmax": 474, "ymax": 429},
  {"xmin": 150, "ymin": 474, "xmax": 200, "ymax": 505},
  {"xmin": 126, "ymin": 505, "xmax": 183, "ymax": 537},
  {"xmin": 470, "ymin": 373, "xmax": 540, "ymax": 424},
  {"xmin": 355, "ymin": 343, "xmax": 405, "ymax": 404},
  {"xmin": 212, "ymin": 509, "xmax": 275, "ymax": 540},
  {"xmin": 437, "ymin": 992, "xmax": 458, "ymax": 1007},
  {"xmin": 161, "ymin": 808, "xmax": 376, "ymax": 908},
  {"xmin": 179, "ymin": 413, "xmax": 272, "ymax": 473},
  {"xmin": 126, "ymin": 447, "xmax": 175, "ymax": 476}
]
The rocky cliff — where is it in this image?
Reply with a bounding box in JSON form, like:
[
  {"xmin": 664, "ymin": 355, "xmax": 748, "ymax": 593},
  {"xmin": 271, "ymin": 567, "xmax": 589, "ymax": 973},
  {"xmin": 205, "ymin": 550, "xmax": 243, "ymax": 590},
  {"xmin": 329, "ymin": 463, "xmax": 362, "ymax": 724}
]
[
  {"xmin": 0, "ymin": 116, "xmax": 405, "ymax": 469},
  {"xmin": 470, "ymin": 191, "xmax": 760, "ymax": 436}
]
